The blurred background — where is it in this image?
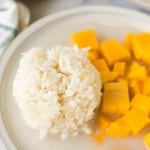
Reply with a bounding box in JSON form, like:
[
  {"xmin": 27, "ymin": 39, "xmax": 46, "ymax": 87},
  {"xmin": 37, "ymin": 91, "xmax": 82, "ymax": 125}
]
[{"xmin": 19, "ymin": 0, "xmax": 148, "ymax": 22}]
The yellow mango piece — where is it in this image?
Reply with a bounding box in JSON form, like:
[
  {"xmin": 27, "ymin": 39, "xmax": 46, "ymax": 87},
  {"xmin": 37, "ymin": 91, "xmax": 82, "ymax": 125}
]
[
  {"xmin": 106, "ymin": 118, "xmax": 130, "ymax": 137},
  {"xmin": 100, "ymin": 39, "xmax": 131, "ymax": 66},
  {"xmin": 131, "ymin": 94, "xmax": 150, "ymax": 115},
  {"xmin": 128, "ymin": 79, "xmax": 143, "ymax": 96},
  {"xmin": 92, "ymin": 59, "xmax": 109, "ymax": 72},
  {"xmin": 127, "ymin": 62, "xmax": 147, "ymax": 81},
  {"xmin": 97, "ymin": 115, "xmax": 111, "ymax": 131},
  {"xmin": 138, "ymin": 33, "xmax": 150, "ymax": 45},
  {"xmin": 88, "ymin": 50, "xmax": 99, "ymax": 61},
  {"xmin": 100, "ymin": 71, "xmax": 118, "ymax": 84},
  {"xmin": 124, "ymin": 33, "xmax": 136, "ymax": 50},
  {"xmin": 113, "ymin": 62, "xmax": 126, "ymax": 77},
  {"xmin": 141, "ymin": 43, "xmax": 150, "ymax": 65},
  {"xmin": 144, "ymin": 132, "xmax": 150, "ymax": 149},
  {"xmin": 125, "ymin": 33, "xmax": 145, "ymax": 59},
  {"xmin": 126, "ymin": 33, "xmax": 150, "ymax": 61},
  {"xmin": 71, "ymin": 29, "xmax": 99, "ymax": 50},
  {"xmin": 130, "ymin": 35, "xmax": 144, "ymax": 59},
  {"xmin": 101, "ymin": 81, "xmax": 130, "ymax": 115},
  {"xmin": 138, "ymin": 33, "xmax": 150, "ymax": 64},
  {"xmin": 92, "ymin": 133, "xmax": 104, "ymax": 143},
  {"xmin": 123, "ymin": 108, "xmax": 150, "ymax": 135},
  {"xmin": 92, "ymin": 59, "xmax": 118, "ymax": 84},
  {"xmin": 143, "ymin": 78, "xmax": 150, "ymax": 96}
]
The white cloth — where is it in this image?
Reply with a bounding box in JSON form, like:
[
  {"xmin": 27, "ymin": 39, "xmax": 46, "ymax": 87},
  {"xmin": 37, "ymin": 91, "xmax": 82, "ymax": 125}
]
[
  {"xmin": 0, "ymin": 0, "xmax": 30, "ymax": 149},
  {"xmin": 0, "ymin": 0, "xmax": 30, "ymax": 55}
]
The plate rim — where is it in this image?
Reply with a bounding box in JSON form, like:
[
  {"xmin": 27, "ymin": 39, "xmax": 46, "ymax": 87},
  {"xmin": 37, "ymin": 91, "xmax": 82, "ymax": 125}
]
[
  {"xmin": 127, "ymin": 0, "xmax": 150, "ymax": 11},
  {"xmin": 0, "ymin": 6, "xmax": 150, "ymax": 150},
  {"xmin": 0, "ymin": 5, "xmax": 150, "ymax": 62}
]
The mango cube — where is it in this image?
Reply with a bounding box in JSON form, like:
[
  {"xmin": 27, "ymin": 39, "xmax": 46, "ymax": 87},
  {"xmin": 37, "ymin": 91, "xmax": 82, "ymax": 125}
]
[
  {"xmin": 100, "ymin": 71, "xmax": 118, "ymax": 84},
  {"xmin": 88, "ymin": 50, "xmax": 99, "ymax": 60},
  {"xmin": 128, "ymin": 79, "xmax": 143, "ymax": 96},
  {"xmin": 91, "ymin": 59, "xmax": 118, "ymax": 83},
  {"xmin": 126, "ymin": 33, "xmax": 150, "ymax": 62},
  {"xmin": 101, "ymin": 81, "xmax": 130, "ymax": 115},
  {"xmin": 123, "ymin": 108, "xmax": 150, "ymax": 135},
  {"xmin": 71, "ymin": 29, "xmax": 99, "ymax": 50},
  {"xmin": 131, "ymin": 94, "xmax": 150, "ymax": 115},
  {"xmin": 126, "ymin": 33, "xmax": 150, "ymax": 59},
  {"xmin": 124, "ymin": 33, "xmax": 136, "ymax": 50},
  {"xmin": 113, "ymin": 62, "xmax": 126, "ymax": 77},
  {"xmin": 141, "ymin": 43, "xmax": 150, "ymax": 65},
  {"xmin": 144, "ymin": 132, "xmax": 150, "ymax": 149},
  {"xmin": 92, "ymin": 59, "xmax": 109, "ymax": 72},
  {"xmin": 127, "ymin": 62, "xmax": 147, "ymax": 81},
  {"xmin": 106, "ymin": 118, "xmax": 130, "ymax": 137},
  {"xmin": 130, "ymin": 35, "xmax": 144, "ymax": 59},
  {"xmin": 143, "ymin": 78, "xmax": 150, "ymax": 96},
  {"xmin": 97, "ymin": 115, "xmax": 111, "ymax": 131},
  {"xmin": 138, "ymin": 33, "xmax": 150, "ymax": 45},
  {"xmin": 100, "ymin": 39, "xmax": 130, "ymax": 66}
]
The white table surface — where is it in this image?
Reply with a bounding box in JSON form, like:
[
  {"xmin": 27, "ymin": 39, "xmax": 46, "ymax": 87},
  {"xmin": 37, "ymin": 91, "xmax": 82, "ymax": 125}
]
[{"xmin": 0, "ymin": 0, "xmax": 149, "ymax": 149}]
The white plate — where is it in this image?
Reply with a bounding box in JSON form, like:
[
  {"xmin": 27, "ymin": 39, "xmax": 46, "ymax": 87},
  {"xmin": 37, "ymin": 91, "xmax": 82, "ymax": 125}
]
[
  {"xmin": 128, "ymin": 0, "xmax": 150, "ymax": 11},
  {"xmin": 0, "ymin": 6, "xmax": 150, "ymax": 150}
]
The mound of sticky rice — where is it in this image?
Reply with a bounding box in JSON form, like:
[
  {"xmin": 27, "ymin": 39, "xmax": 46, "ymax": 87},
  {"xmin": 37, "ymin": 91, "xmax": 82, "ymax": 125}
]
[{"xmin": 13, "ymin": 46, "xmax": 102, "ymax": 139}]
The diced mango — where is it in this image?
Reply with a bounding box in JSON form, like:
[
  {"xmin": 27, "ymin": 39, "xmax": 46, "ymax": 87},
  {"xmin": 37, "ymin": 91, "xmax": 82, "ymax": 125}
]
[
  {"xmin": 124, "ymin": 33, "xmax": 136, "ymax": 50},
  {"xmin": 113, "ymin": 62, "xmax": 126, "ymax": 77},
  {"xmin": 125, "ymin": 33, "xmax": 150, "ymax": 62},
  {"xmin": 130, "ymin": 35, "xmax": 144, "ymax": 59},
  {"xmin": 100, "ymin": 71, "xmax": 118, "ymax": 84},
  {"xmin": 141, "ymin": 43, "xmax": 150, "ymax": 65},
  {"xmin": 125, "ymin": 33, "xmax": 150, "ymax": 59},
  {"xmin": 71, "ymin": 30, "xmax": 150, "ymax": 142},
  {"xmin": 131, "ymin": 94, "xmax": 150, "ymax": 115},
  {"xmin": 143, "ymin": 78, "xmax": 150, "ymax": 96},
  {"xmin": 100, "ymin": 39, "xmax": 130, "ymax": 66},
  {"xmin": 138, "ymin": 33, "xmax": 150, "ymax": 64},
  {"xmin": 91, "ymin": 59, "xmax": 118, "ymax": 83},
  {"xmin": 138, "ymin": 33, "xmax": 150, "ymax": 45},
  {"xmin": 92, "ymin": 59, "xmax": 109, "ymax": 72},
  {"xmin": 144, "ymin": 132, "xmax": 150, "ymax": 149},
  {"xmin": 97, "ymin": 115, "xmax": 111, "ymax": 131},
  {"xmin": 71, "ymin": 29, "xmax": 99, "ymax": 50},
  {"xmin": 101, "ymin": 81, "xmax": 130, "ymax": 115},
  {"xmin": 128, "ymin": 79, "xmax": 143, "ymax": 96},
  {"xmin": 118, "ymin": 78, "xmax": 127, "ymax": 83},
  {"xmin": 88, "ymin": 50, "xmax": 99, "ymax": 60},
  {"xmin": 123, "ymin": 108, "xmax": 150, "ymax": 135},
  {"xmin": 127, "ymin": 62, "xmax": 147, "ymax": 81},
  {"xmin": 92, "ymin": 133, "xmax": 104, "ymax": 143},
  {"xmin": 106, "ymin": 118, "xmax": 130, "ymax": 137}
]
